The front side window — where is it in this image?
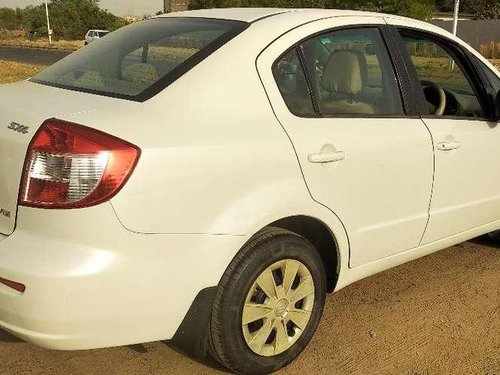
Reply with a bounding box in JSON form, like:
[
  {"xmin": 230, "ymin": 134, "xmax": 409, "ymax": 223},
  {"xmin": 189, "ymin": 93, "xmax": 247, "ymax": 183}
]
[
  {"xmin": 32, "ymin": 18, "xmax": 247, "ymax": 101},
  {"xmin": 300, "ymin": 28, "xmax": 404, "ymax": 116},
  {"xmin": 478, "ymin": 59, "xmax": 500, "ymax": 93},
  {"xmin": 400, "ymin": 31, "xmax": 485, "ymax": 118}
]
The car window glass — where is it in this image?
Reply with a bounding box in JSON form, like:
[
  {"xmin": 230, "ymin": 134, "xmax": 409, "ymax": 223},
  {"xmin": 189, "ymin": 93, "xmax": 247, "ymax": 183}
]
[
  {"xmin": 401, "ymin": 32, "xmax": 484, "ymax": 118},
  {"xmin": 300, "ymin": 28, "xmax": 404, "ymax": 116},
  {"xmin": 32, "ymin": 18, "xmax": 245, "ymax": 100},
  {"xmin": 273, "ymin": 48, "xmax": 315, "ymax": 116},
  {"xmin": 122, "ymin": 34, "xmax": 203, "ymax": 83},
  {"xmin": 479, "ymin": 60, "xmax": 500, "ymax": 93}
]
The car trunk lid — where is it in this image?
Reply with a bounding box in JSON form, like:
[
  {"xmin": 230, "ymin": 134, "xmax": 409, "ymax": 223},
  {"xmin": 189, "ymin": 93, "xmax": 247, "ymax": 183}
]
[{"xmin": 0, "ymin": 81, "xmax": 105, "ymax": 235}]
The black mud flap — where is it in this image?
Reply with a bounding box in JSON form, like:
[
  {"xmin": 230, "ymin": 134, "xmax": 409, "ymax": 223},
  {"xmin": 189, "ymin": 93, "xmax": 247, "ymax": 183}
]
[{"xmin": 169, "ymin": 286, "xmax": 217, "ymax": 359}]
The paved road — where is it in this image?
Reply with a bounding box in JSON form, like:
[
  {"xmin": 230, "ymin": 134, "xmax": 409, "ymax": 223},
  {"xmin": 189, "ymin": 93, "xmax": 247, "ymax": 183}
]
[
  {"xmin": 0, "ymin": 46, "xmax": 70, "ymax": 66},
  {"xmin": 1, "ymin": 237, "xmax": 500, "ymax": 374}
]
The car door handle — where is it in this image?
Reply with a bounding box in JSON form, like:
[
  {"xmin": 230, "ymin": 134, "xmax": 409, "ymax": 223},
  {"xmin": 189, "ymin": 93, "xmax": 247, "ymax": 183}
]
[
  {"xmin": 437, "ymin": 140, "xmax": 461, "ymax": 151},
  {"xmin": 308, "ymin": 151, "xmax": 346, "ymax": 164}
]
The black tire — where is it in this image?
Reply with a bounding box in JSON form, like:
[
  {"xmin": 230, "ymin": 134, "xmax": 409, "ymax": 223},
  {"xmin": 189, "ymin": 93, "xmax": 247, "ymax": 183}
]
[{"xmin": 209, "ymin": 227, "xmax": 327, "ymax": 375}]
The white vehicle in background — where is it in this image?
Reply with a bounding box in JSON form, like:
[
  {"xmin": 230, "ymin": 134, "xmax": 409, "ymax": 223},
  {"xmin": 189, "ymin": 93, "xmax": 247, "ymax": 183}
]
[
  {"xmin": 84, "ymin": 29, "xmax": 109, "ymax": 45},
  {"xmin": 1, "ymin": 8, "xmax": 500, "ymax": 375}
]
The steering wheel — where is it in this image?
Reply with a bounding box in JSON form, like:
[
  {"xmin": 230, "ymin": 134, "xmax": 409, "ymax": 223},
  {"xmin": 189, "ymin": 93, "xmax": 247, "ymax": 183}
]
[{"xmin": 421, "ymin": 80, "xmax": 447, "ymax": 116}]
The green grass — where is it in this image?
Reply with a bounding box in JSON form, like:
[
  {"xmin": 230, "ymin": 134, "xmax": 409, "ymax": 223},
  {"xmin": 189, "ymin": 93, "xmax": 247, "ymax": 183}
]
[{"xmin": 0, "ymin": 60, "xmax": 45, "ymax": 83}]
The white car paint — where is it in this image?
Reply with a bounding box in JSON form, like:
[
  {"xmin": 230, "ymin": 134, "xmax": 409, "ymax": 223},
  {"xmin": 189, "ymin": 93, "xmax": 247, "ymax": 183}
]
[
  {"xmin": 0, "ymin": 8, "xmax": 499, "ymax": 352},
  {"xmin": 256, "ymin": 15, "xmax": 434, "ymax": 267},
  {"xmin": 384, "ymin": 16, "xmax": 500, "ymax": 244}
]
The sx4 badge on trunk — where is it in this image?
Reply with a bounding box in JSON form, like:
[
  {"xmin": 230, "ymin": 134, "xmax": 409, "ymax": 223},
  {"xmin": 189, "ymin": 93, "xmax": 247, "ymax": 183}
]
[
  {"xmin": 8, "ymin": 122, "xmax": 29, "ymax": 134},
  {"xmin": 0, "ymin": 208, "xmax": 10, "ymax": 218}
]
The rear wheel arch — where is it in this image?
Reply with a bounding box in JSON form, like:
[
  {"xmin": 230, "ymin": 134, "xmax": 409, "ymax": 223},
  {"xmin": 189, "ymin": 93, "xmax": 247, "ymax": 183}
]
[{"xmin": 269, "ymin": 215, "xmax": 340, "ymax": 293}]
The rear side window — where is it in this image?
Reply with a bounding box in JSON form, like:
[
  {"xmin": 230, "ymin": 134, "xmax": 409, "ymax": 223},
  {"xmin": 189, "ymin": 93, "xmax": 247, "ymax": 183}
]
[
  {"xmin": 273, "ymin": 49, "xmax": 315, "ymax": 116},
  {"xmin": 273, "ymin": 28, "xmax": 405, "ymax": 117},
  {"xmin": 32, "ymin": 18, "xmax": 248, "ymax": 101},
  {"xmin": 301, "ymin": 28, "xmax": 404, "ymax": 116}
]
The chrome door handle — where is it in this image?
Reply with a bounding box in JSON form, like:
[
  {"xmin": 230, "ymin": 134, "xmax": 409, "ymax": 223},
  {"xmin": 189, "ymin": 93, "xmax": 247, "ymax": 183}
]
[
  {"xmin": 308, "ymin": 151, "xmax": 346, "ymax": 164},
  {"xmin": 437, "ymin": 140, "xmax": 461, "ymax": 151}
]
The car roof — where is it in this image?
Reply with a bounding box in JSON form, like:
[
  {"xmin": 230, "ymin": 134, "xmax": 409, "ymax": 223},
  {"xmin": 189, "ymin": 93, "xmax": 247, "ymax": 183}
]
[
  {"xmin": 158, "ymin": 8, "xmax": 387, "ymax": 23},
  {"xmin": 158, "ymin": 8, "xmax": 454, "ymax": 47},
  {"xmin": 89, "ymin": 29, "xmax": 109, "ymax": 32}
]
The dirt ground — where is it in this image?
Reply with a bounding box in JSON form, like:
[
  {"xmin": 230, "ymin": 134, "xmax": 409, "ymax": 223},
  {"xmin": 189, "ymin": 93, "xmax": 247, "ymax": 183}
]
[{"xmin": 1, "ymin": 237, "xmax": 499, "ymax": 375}]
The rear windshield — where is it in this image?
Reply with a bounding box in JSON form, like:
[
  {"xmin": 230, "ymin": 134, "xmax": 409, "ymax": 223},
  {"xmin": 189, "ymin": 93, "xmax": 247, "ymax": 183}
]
[
  {"xmin": 32, "ymin": 18, "xmax": 248, "ymax": 101},
  {"xmin": 98, "ymin": 31, "xmax": 109, "ymax": 37}
]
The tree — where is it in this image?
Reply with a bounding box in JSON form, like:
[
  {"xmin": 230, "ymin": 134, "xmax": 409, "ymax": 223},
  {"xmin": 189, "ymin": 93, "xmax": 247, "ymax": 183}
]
[
  {"xmin": 437, "ymin": 0, "xmax": 500, "ymax": 18},
  {"xmin": 46, "ymin": 0, "xmax": 128, "ymax": 39},
  {"xmin": 188, "ymin": 0, "xmax": 436, "ymax": 19},
  {"xmin": 0, "ymin": 7, "xmax": 21, "ymax": 29},
  {"xmin": 21, "ymin": 5, "xmax": 46, "ymax": 33},
  {"xmin": 0, "ymin": 0, "xmax": 129, "ymax": 39}
]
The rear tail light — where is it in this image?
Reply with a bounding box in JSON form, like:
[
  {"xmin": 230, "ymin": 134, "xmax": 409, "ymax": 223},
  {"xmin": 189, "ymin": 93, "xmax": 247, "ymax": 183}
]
[{"xmin": 19, "ymin": 119, "xmax": 140, "ymax": 209}]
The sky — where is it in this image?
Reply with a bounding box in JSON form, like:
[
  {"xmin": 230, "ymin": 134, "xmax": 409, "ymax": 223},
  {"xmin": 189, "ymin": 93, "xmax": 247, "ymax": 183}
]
[{"xmin": 0, "ymin": 0, "xmax": 164, "ymax": 16}]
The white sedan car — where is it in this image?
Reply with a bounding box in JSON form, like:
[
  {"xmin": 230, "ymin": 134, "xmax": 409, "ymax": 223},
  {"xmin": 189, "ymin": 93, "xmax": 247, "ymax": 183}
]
[{"xmin": 1, "ymin": 8, "xmax": 500, "ymax": 375}]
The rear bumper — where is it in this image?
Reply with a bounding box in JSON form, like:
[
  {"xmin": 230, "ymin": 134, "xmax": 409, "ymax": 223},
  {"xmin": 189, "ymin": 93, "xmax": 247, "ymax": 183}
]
[{"xmin": 0, "ymin": 204, "xmax": 246, "ymax": 350}]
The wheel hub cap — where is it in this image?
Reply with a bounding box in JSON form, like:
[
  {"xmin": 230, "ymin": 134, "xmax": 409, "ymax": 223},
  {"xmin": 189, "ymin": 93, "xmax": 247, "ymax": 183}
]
[
  {"xmin": 241, "ymin": 259, "xmax": 315, "ymax": 357},
  {"xmin": 274, "ymin": 299, "xmax": 289, "ymax": 318}
]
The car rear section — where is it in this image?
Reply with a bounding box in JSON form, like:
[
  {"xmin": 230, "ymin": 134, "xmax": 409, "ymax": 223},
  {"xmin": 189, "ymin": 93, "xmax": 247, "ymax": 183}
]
[
  {"xmin": 0, "ymin": 80, "xmax": 251, "ymax": 350},
  {"xmin": 0, "ymin": 82, "xmax": 93, "ymax": 236},
  {"xmin": 0, "ymin": 114, "xmax": 28, "ymax": 236},
  {"xmin": 0, "ymin": 10, "xmax": 322, "ymax": 355},
  {"xmin": 0, "ymin": 80, "xmax": 142, "ymax": 234}
]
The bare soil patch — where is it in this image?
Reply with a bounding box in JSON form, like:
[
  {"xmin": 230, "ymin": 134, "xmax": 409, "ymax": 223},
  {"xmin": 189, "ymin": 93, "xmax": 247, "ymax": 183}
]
[{"xmin": 1, "ymin": 238, "xmax": 499, "ymax": 374}]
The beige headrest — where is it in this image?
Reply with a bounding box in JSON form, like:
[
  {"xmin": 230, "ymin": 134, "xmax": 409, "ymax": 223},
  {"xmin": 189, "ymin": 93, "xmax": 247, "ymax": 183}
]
[
  {"xmin": 321, "ymin": 51, "xmax": 364, "ymax": 96},
  {"xmin": 123, "ymin": 63, "xmax": 159, "ymax": 86}
]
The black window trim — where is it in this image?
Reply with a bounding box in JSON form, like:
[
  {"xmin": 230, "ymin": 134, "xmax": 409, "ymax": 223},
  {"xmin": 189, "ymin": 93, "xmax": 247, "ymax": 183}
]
[
  {"xmin": 380, "ymin": 26, "xmax": 427, "ymax": 116},
  {"xmin": 395, "ymin": 26, "xmax": 493, "ymax": 122},
  {"xmin": 30, "ymin": 18, "xmax": 250, "ymax": 103},
  {"xmin": 272, "ymin": 24, "xmax": 413, "ymax": 119},
  {"xmin": 296, "ymin": 44, "xmax": 320, "ymax": 115},
  {"xmin": 269, "ymin": 46, "xmax": 317, "ymax": 118},
  {"xmin": 466, "ymin": 50, "xmax": 500, "ymax": 121}
]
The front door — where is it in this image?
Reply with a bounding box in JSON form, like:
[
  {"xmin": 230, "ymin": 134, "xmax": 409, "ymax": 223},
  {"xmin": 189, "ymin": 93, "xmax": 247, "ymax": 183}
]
[{"xmin": 395, "ymin": 27, "xmax": 500, "ymax": 244}]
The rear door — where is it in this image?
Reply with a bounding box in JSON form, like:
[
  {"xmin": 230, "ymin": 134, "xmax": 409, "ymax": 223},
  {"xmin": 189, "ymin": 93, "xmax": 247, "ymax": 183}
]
[
  {"xmin": 391, "ymin": 25, "xmax": 500, "ymax": 243},
  {"xmin": 257, "ymin": 17, "xmax": 434, "ymax": 268}
]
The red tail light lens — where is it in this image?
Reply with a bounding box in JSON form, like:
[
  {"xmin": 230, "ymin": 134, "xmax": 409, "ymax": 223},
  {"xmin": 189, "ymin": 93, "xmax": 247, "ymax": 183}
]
[{"xmin": 19, "ymin": 119, "xmax": 140, "ymax": 209}]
